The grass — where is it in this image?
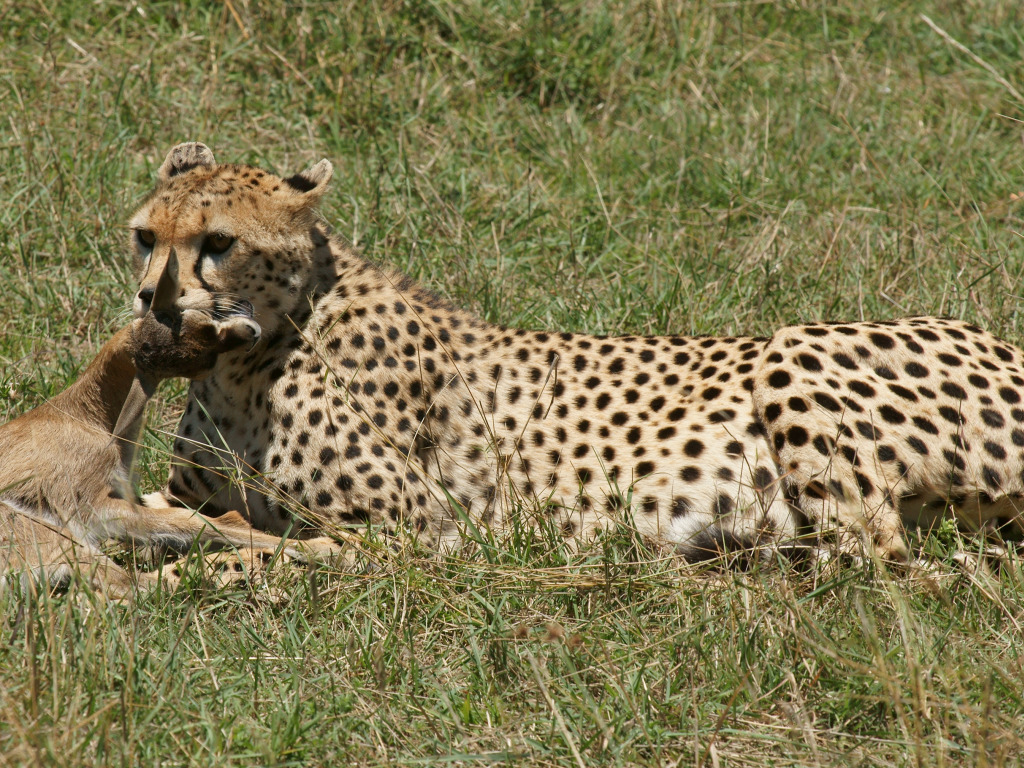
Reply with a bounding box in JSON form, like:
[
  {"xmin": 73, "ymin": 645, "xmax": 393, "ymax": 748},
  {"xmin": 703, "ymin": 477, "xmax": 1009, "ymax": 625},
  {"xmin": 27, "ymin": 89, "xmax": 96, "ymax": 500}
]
[{"xmin": 2, "ymin": 0, "xmax": 1024, "ymax": 764}]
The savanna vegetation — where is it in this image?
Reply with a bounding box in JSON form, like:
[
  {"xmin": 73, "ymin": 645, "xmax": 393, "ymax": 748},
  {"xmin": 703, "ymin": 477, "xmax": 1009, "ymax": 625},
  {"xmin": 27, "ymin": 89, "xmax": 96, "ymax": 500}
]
[{"xmin": 2, "ymin": 1, "xmax": 1024, "ymax": 764}]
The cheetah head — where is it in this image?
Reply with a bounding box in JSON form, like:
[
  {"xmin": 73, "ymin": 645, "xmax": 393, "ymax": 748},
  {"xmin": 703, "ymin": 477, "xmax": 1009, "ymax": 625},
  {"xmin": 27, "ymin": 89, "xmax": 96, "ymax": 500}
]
[{"xmin": 129, "ymin": 142, "xmax": 333, "ymax": 336}]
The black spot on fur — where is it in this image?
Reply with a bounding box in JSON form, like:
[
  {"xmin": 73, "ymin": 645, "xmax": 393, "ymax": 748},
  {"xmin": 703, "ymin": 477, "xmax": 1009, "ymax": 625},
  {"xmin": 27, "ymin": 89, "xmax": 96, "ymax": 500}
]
[
  {"xmin": 878, "ymin": 405, "xmax": 905, "ymax": 424},
  {"xmin": 942, "ymin": 449, "xmax": 966, "ymax": 471},
  {"xmin": 855, "ymin": 421, "xmax": 882, "ymax": 440},
  {"xmin": 787, "ymin": 425, "xmax": 809, "ymax": 446},
  {"xmin": 888, "ymin": 384, "xmax": 918, "ymax": 402},
  {"xmin": 873, "ymin": 366, "xmax": 896, "ymax": 381},
  {"xmin": 982, "ymin": 466, "xmax": 1002, "ymax": 490},
  {"xmin": 683, "ymin": 439, "xmax": 704, "ymax": 458},
  {"xmin": 854, "ymin": 472, "xmax": 874, "ymax": 497},
  {"xmin": 869, "ymin": 332, "xmax": 895, "ymax": 349},
  {"xmin": 849, "ymin": 381, "xmax": 875, "ymax": 398},
  {"xmin": 904, "ymin": 362, "xmax": 928, "ymax": 378},
  {"xmin": 940, "ymin": 382, "xmax": 967, "ymax": 400},
  {"xmin": 905, "ymin": 436, "xmax": 928, "ymax": 455},
  {"xmin": 980, "ymin": 409, "xmax": 1004, "ymax": 428},
  {"xmin": 714, "ymin": 494, "xmax": 734, "ymax": 516},
  {"xmin": 797, "ymin": 353, "xmax": 822, "ymax": 372},
  {"xmin": 984, "ymin": 442, "xmax": 1007, "ymax": 460},
  {"xmin": 813, "ymin": 392, "xmax": 841, "ymax": 412},
  {"xmin": 968, "ymin": 374, "xmax": 989, "ymax": 389},
  {"xmin": 938, "ymin": 406, "xmax": 963, "ymax": 424},
  {"xmin": 832, "ymin": 353, "xmax": 858, "ymax": 370},
  {"xmin": 753, "ymin": 467, "xmax": 774, "ymax": 490}
]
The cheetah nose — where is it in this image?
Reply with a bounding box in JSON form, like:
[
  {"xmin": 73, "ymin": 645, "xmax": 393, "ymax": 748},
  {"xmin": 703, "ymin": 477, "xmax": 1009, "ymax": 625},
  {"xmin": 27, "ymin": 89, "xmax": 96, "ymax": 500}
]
[{"xmin": 137, "ymin": 286, "xmax": 155, "ymax": 313}]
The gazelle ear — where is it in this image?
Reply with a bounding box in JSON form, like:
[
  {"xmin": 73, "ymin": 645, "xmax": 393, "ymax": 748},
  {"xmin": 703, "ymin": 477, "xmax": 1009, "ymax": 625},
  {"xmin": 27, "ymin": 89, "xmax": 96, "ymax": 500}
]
[
  {"xmin": 158, "ymin": 142, "xmax": 216, "ymax": 182},
  {"xmin": 151, "ymin": 248, "xmax": 180, "ymax": 312},
  {"xmin": 283, "ymin": 158, "xmax": 333, "ymax": 201},
  {"xmin": 216, "ymin": 317, "xmax": 261, "ymax": 353},
  {"xmin": 111, "ymin": 375, "xmax": 157, "ymax": 442}
]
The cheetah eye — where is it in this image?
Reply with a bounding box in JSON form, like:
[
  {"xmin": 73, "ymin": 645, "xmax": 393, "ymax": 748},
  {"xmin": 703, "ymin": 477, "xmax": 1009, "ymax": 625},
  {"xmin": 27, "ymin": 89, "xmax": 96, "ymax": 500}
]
[
  {"xmin": 204, "ymin": 233, "xmax": 235, "ymax": 255},
  {"xmin": 135, "ymin": 229, "xmax": 156, "ymax": 249}
]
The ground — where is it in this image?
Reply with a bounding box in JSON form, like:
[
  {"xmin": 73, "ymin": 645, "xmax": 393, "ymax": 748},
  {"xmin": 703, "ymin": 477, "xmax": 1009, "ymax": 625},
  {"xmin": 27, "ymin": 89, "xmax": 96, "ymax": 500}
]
[{"xmin": 1, "ymin": 1, "xmax": 1024, "ymax": 765}]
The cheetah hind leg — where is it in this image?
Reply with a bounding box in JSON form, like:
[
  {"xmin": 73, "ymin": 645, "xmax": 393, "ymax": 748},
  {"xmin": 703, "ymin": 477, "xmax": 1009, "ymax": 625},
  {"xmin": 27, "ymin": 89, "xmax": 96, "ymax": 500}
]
[
  {"xmin": 949, "ymin": 517, "xmax": 1023, "ymax": 576},
  {"xmin": 795, "ymin": 479, "xmax": 912, "ymax": 573},
  {"xmin": 158, "ymin": 537, "xmax": 373, "ymax": 590},
  {"xmin": 949, "ymin": 544, "xmax": 1012, "ymax": 577}
]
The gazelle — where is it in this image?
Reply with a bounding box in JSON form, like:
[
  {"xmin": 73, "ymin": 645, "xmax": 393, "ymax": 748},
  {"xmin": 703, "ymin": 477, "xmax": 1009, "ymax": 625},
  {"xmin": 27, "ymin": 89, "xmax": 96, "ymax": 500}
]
[{"xmin": 0, "ymin": 251, "xmax": 339, "ymax": 599}]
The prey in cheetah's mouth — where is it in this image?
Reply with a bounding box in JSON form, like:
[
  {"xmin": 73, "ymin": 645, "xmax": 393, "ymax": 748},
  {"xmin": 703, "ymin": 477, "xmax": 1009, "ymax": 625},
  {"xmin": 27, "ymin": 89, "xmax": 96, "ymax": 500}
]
[{"xmin": 141, "ymin": 249, "xmax": 262, "ymax": 359}]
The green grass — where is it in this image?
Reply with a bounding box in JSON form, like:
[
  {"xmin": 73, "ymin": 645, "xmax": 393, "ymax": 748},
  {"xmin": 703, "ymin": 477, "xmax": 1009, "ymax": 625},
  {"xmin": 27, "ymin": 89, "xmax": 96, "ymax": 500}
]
[{"xmin": 3, "ymin": 0, "xmax": 1024, "ymax": 764}]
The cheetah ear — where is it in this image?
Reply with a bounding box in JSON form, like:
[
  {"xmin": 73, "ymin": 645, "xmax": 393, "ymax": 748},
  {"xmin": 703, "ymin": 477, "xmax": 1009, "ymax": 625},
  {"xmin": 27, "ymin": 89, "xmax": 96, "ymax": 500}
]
[
  {"xmin": 283, "ymin": 158, "xmax": 333, "ymax": 200},
  {"xmin": 158, "ymin": 142, "xmax": 216, "ymax": 182}
]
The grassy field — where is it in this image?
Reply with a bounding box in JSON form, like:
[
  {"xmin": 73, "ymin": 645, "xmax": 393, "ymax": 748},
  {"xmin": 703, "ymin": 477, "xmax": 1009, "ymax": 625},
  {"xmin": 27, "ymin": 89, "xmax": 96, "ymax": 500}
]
[{"xmin": 3, "ymin": 0, "xmax": 1024, "ymax": 764}]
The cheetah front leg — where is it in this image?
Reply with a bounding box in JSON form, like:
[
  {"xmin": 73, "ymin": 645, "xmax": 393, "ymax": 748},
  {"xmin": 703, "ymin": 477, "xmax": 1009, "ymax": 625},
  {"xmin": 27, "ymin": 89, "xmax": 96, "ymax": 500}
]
[
  {"xmin": 97, "ymin": 497, "xmax": 342, "ymax": 560},
  {"xmin": 160, "ymin": 546, "xmax": 306, "ymax": 590}
]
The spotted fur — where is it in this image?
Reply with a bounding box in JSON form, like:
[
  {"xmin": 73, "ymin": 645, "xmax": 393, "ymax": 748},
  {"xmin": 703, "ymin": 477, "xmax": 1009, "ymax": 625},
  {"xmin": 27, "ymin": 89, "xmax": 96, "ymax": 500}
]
[
  {"xmin": 753, "ymin": 317, "xmax": 1024, "ymax": 561},
  {"xmin": 129, "ymin": 143, "xmax": 801, "ymax": 557},
  {"xmin": 133, "ymin": 144, "xmax": 1024, "ymax": 566}
]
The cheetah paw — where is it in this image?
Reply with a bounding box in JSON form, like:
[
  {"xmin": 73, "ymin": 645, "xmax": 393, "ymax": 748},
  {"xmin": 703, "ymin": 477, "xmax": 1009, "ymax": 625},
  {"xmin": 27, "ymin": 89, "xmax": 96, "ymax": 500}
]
[
  {"xmin": 951, "ymin": 543, "xmax": 1015, "ymax": 575},
  {"xmin": 162, "ymin": 547, "xmax": 296, "ymax": 589}
]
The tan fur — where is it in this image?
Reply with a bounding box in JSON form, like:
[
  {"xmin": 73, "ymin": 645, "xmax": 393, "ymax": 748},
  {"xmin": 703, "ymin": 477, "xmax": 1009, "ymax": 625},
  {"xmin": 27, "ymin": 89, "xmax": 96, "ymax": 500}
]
[
  {"xmin": 126, "ymin": 143, "xmax": 1024, "ymax": 571},
  {"xmin": 128, "ymin": 143, "xmax": 799, "ymax": 558},
  {"xmin": 753, "ymin": 318, "xmax": 1024, "ymax": 563},
  {"xmin": 0, "ymin": 277, "xmax": 339, "ymax": 599}
]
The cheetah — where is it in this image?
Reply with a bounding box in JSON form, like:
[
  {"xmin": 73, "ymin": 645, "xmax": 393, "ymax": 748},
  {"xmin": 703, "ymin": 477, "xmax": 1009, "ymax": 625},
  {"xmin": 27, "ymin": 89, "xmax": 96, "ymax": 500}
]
[
  {"xmin": 128, "ymin": 142, "xmax": 803, "ymax": 559},
  {"xmin": 753, "ymin": 317, "xmax": 1024, "ymax": 564}
]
